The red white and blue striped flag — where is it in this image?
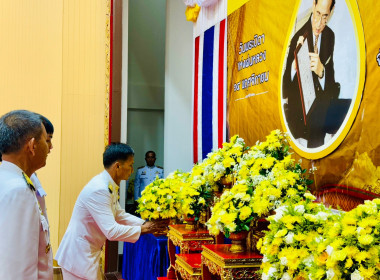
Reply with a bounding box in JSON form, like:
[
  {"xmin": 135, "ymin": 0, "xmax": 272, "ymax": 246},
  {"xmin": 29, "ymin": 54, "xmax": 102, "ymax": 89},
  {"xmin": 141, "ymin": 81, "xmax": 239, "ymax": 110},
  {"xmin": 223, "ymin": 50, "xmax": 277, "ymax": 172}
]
[{"xmin": 193, "ymin": 19, "xmax": 227, "ymax": 163}]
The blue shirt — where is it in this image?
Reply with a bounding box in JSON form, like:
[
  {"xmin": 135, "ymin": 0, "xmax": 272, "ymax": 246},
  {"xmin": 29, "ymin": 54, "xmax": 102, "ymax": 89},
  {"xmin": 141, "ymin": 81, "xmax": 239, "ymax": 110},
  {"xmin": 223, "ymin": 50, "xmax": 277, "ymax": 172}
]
[{"xmin": 134, "ymin": 165, "xmax": 164, "ymax": 201}]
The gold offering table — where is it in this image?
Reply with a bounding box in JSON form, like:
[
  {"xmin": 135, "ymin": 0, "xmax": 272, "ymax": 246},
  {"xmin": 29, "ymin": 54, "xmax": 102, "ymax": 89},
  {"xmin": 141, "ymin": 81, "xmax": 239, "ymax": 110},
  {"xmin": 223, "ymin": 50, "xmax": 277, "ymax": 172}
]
[
  {"xmin": 167, "ymin": 224, "xmax": 215, "ymax": 279},
  {"xmin": 175, "ymin": 253, "xmax": 202, "ymax": 280},
  {"xmin": 201, "ymin": 244, "xmax": 262, "ymax": 280}
]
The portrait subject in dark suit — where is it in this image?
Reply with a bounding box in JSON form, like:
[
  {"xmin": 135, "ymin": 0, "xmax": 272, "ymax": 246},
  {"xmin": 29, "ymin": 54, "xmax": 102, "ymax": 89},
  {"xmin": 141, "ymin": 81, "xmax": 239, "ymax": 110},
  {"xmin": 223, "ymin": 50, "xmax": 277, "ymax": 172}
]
[{"xmin": 283, "ymin": 0, "xmax": 343, "ymax": 148}]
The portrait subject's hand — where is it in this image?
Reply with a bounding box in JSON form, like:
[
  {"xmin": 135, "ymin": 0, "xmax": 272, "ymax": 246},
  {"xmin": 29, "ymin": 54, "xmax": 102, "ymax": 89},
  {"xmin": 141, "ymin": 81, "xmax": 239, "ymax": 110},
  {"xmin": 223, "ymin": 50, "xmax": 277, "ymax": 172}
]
[
  {"xmin": 141, "ymin": 220, "xmax": 168, "ymax": 235},
  {"xmin": 297, "ymin": 35, "xmax": 304, "ymax": 47},
  {"xmin": 292, "ymin": 36, "xmax": 305, "ymax": 70},
  {"xmin": 309, "ymin": 52, "xmax": 324, "ymax": 78}
]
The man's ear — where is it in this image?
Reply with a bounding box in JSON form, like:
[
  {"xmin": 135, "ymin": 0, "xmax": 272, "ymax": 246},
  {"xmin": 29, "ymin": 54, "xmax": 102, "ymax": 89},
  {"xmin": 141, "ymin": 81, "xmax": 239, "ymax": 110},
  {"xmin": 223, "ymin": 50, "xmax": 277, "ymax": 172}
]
[
  {"xmin": 27, "ymin": 138, "xmax": 36, "ymax": 156},
  {"xmin": 329, "ymin": 6, "xmax": 335, "ymax": 20}
]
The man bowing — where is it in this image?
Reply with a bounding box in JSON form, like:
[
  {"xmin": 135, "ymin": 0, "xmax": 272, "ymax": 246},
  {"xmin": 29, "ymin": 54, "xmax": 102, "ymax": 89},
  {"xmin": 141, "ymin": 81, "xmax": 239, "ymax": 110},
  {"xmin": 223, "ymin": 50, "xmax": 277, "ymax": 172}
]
[{"xmin": 56, "ymin": 143, "xmax": 167, "ymax": 280}]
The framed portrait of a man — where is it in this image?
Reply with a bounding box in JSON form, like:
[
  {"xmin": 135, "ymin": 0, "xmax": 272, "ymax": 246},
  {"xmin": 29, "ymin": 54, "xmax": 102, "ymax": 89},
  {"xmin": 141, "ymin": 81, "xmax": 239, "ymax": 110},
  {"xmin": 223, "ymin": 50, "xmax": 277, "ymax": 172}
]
[{"xmin": 280, "ymin": 0, "xmax": 365, "ymax": 159}]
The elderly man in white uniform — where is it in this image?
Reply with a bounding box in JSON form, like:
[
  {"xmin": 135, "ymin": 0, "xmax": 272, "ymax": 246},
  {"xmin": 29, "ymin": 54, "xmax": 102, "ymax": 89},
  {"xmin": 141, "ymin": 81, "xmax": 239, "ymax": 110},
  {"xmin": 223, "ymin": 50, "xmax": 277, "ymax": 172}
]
[
  {"xmin": 0, "ymin": 110, "xmax": 50, "ymax": 279},
  {"xmin": 56, "ymin": 143, "xmax": 167, "ymax": 280}
]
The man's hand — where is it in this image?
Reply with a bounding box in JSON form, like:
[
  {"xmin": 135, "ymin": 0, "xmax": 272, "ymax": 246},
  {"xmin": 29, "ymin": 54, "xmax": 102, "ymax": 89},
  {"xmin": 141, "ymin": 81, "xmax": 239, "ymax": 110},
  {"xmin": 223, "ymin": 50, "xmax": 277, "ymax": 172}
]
[
  {"xmin": 309, "ymin": 52, "xmax": 324, "ymax": 78},
  {"xmin": 141, "ymin": 220, "xmax": 168, "ymax": 235}
]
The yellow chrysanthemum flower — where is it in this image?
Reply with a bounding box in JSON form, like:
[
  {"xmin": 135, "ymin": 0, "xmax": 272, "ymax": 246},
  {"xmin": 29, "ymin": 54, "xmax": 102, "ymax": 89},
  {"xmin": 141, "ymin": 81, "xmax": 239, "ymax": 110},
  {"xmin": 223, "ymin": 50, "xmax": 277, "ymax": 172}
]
[{"xmin": 358, "ymin": 234, "xmax": 374, "ymax": 245}]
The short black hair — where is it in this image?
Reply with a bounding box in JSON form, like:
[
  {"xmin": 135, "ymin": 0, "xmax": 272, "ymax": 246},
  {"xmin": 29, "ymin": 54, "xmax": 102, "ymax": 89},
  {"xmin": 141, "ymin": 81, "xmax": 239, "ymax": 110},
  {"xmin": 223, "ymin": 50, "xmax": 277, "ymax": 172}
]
[
  {"xmin": 0, "ymin": 110, "xmax": 43, "ymax": 154},
  {"xmin": 39, "ymin": 115, "xmax": 54, "ymax": 134},
  {"xmin": 145, "ymin": 151, "xmax": 156, "ymax": 158},
  {"xmin": 315, "ymin": 0, "xmax": 335, "ymax": 11},
  {"xmin": 103, "ymin": 143, "xmax": 134, "ymax": 168}
]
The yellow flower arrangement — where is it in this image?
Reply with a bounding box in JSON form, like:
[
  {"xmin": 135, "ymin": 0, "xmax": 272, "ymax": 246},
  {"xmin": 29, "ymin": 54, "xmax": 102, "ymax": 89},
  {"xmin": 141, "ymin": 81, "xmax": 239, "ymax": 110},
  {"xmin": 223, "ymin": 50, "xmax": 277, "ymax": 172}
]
[
  {"xmin": 207, "ymin": 130, "xmax": 313, "ymax": 237},
  {"xmin": 215, "ymin": 132, "xmax": 380, "ymax": 279},
  {"xmin": 180, "ymin": 165, "xmax": 213, "ymax": 221},
  {"xmin": 259, "ymin": 196, "xmax": 380, "ymax": 280},
  {"xmin": 312, "ymin": 199, "xmax": 380, "ymax": 280},
  {"xmin": 237, "ymin": 130, "xmax": 312, "ymax": 215},
  {"xmin": 136, "ymin": 171, "xmax": 186, "ymax": 220},
  {"xmin": 201, "ymin": 135, "xmax": 247, "ymax": 188},
  {"xmin": 178, "ymin": 135, "xmax": 247, "ymax": 223},
  {"xmin": 258, "ymin": 194, "xmax": 337, "ymax": 280}
]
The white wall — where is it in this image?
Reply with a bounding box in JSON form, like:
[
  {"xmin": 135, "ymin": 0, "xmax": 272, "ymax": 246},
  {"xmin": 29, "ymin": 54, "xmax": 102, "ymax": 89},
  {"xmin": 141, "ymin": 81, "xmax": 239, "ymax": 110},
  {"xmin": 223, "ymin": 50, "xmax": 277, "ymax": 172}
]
[
  {"xmin": 164, "ymin": 1, "xmax": 194, "ymax": 176},
  {"xmin": 126, "ymin": 0, "xmax": 166, "ymax": 179}
]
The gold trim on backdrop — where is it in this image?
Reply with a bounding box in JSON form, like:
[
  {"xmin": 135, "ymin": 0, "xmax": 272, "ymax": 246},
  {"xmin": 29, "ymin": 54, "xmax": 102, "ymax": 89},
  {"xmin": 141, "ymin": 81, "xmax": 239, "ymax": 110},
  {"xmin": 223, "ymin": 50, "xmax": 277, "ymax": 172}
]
[
  {"xmin": 101, "ymin": 0, "xmax": 111, "ymax": 274},
  {"xmin": 105, "ymin": 0, "xmax": 111, "ymax": 148},
  {"xmin": 227, "ymin": 0, "xmax": 250, "ymax": 16}
]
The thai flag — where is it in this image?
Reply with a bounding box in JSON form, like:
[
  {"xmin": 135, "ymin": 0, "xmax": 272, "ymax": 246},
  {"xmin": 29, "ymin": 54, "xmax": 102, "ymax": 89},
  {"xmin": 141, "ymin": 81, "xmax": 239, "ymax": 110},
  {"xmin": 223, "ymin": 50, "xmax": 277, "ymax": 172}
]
[{"xmin": 193, "ymin": 19, "xmax": 227, "ymax": 163}]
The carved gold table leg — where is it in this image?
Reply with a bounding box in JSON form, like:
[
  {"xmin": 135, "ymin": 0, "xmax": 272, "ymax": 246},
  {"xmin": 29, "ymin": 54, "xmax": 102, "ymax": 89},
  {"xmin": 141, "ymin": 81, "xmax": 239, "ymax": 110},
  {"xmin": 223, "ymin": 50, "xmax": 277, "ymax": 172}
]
[
  {"xmin": 201, "ymin": 261, "xmax": 213, "ymax": 280},
  {"xmin": 167, "ymin": 237, "xmax": 176, "ymax": 279}
]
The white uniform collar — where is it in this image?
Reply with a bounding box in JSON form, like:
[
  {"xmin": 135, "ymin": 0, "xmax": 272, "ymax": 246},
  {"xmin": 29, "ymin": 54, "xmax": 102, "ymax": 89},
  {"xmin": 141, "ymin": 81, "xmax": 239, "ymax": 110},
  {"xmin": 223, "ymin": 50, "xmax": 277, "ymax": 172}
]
[
  {"xmin": 102, "ymin": 169, "xmax": 118, "ymax": 188},
  {"xmin": 0, "ymin": 160, "xmax": 24, "ymax": 176}
]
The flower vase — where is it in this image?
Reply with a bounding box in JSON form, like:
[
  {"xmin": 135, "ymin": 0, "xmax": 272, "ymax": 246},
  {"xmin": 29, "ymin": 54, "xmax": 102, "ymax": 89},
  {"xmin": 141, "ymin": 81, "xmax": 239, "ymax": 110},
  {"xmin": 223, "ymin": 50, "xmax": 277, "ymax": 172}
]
[
  {"xmin": 152, "ymin": 218, "xmax": 171, "ymax": 237},
  {"xmin": 184, "ymin": 215, "xmax": 197, "ymax": 230},
  {"xmin": 228, "ymin": 231, "xmax": 249, "ymax": 253},
  {"xmin": 247, "ymin": 218, "xmax": 269, "ymax": 253},
  {"xmin": 199, "ymin": 210, "xmax": 207, "ymax": 227},
  {"xmin": 220, "ymin": 176, "xmax": 233, "ymax": 188}
]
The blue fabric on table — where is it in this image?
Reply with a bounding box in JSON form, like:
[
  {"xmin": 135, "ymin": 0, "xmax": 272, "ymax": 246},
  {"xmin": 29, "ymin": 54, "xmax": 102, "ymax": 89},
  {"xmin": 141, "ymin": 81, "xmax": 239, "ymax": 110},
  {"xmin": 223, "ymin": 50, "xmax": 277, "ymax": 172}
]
[{"xmin": 122, "ymin": 234, "xmax": 170, "ymax": 280}]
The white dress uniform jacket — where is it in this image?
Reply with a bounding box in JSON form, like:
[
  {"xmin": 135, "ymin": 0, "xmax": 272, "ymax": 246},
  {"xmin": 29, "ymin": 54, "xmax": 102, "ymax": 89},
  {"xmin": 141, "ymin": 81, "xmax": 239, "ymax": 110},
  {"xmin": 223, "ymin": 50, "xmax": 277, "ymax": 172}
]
[
  {"xmin": 55, "ymin": 170, "xmax": 144, "ymax": 280},
  {"xmin": 31, "ymin": 173, "xmax": 53, "ymax": 280},
  {"xmin": 0, "ymin": 161, "xmax": 50, "ymax": 280},
  {"xmin": 134, "ymin": 165, "xmax": 164, "ymax": 200}
]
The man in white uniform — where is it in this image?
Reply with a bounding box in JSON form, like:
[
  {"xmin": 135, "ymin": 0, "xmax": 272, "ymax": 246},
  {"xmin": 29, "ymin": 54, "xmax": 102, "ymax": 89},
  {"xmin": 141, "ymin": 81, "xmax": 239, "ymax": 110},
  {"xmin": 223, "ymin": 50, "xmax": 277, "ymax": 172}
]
[
  {"xmin": 0, "ymin": 110, "xmax": 50, "ymax": 279},
  {"xmin": 31, "ymin": 115, "xmax": 55, "ymax": 280},
  {"xmin": 56, "ymin": 143, "xmax": 167, "ymax": 280}
]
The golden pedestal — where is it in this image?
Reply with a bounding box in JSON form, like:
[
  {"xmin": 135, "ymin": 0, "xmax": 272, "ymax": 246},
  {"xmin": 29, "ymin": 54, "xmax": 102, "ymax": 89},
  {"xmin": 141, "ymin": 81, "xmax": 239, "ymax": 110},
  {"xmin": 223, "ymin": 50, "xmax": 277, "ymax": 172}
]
[
  {"xmin": 201, "ymin": 244, "xmax": 262, "ymax": 280},
  {"xmin": 167, "ymin": 224, "xmax": 215, "ymax": 279},
  {"xmin": 175, "ymin": 253, "xmax": 202, "ymax": 280}
]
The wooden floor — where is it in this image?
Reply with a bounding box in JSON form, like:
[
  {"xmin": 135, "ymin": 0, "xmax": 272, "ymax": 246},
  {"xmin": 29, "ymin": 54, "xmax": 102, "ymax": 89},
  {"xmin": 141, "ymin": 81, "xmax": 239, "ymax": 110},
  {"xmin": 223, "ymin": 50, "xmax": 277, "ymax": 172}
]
[{"xmin": 104, "ymin": 272, "xmax": 123, "ymax": 280}]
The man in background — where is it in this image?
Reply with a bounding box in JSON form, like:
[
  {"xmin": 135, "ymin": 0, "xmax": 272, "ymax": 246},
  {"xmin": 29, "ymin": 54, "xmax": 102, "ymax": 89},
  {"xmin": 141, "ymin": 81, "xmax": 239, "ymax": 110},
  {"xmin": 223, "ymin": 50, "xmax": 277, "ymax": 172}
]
[
  {"xmin": 0, "ymin": 110, "xmax": 50, "ymax": 279},
  {"xmin": 31, "ymin": 115, "xmax": 55, "ymax": 279},
  {"xmin": 134, "ymin": 150, "xmax": 164, "ymax": 202}
]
